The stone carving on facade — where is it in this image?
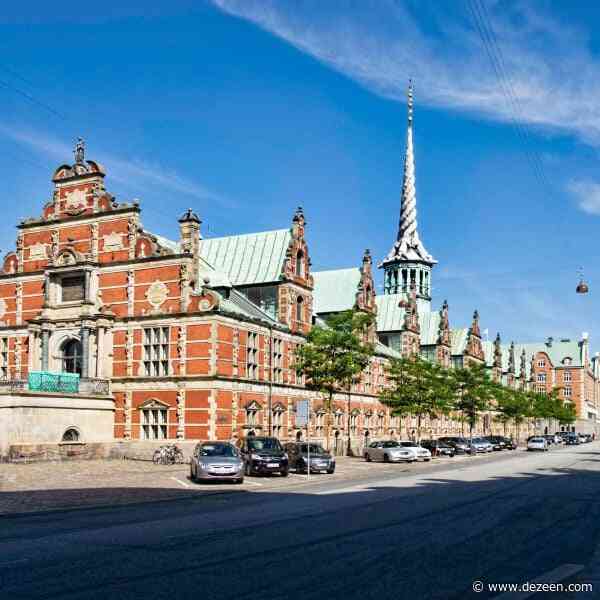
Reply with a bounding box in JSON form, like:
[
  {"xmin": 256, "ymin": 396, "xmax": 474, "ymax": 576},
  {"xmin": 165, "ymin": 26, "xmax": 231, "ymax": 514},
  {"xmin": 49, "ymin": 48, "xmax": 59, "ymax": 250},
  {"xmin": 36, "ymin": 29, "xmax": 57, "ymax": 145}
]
[
  {"xmin": 51, "ymin": 230, "xmax": 59, "ymax": 258},
  {"xmin": 127, "ymin": 270, "xmax": 134, "ymax": 317},
  {"xmin": 176, "ymin": 390, "xmax": 185, "ymax": 439},
  {"xmin": 15, "ymin": 282, "xmax": 22, "ymax": 326},
  {"xmin": 16, "ymin": 233, "xmax": 24, "ymax": 271},
  {"xmin": 177, "ymin": 326, "xmax": 186, "ymax": 375},
  {"xmin": 127, "ymin": 217, "xmax": 137, "ymax": 259},
  {"xmin": 90, "ymin": 223, "xmax": 99, "ymax": 260},
  {"xmin": 146, "ymin": 281, "xmax": 169, "ymax": 310},
  {"xmin": 126, "ymin": 326, "xmax": 134, "ymax": 377},
  {"xmin": 103, "ymin": 231, "xmax": 123, "ymax": 252},
  {"xmin": 232, "ymin": 328, "xmax": 240, "ymax": 377},
  {"xmin": 64, "ymin": 189, "xmax": 87, "ymax": 215},
  {"xmin": 29, "ymin": 242, "xmax": 48, "ymax": 261},
  {"xmin": 124, "ymin": 391, "xmax": 132, "ymax": 440}
]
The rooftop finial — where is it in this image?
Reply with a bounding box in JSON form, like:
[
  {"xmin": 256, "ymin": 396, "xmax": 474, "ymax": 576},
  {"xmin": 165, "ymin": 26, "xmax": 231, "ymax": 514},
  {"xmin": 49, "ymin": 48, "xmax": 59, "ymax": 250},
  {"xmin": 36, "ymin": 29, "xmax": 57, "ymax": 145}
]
[
  {"xmin": 74, "ymin": 138, "xmax": 85, "ymax": 164},
  {"xmin": 407, "ymin": 79, "xmax": 413, "ymax": 124}
]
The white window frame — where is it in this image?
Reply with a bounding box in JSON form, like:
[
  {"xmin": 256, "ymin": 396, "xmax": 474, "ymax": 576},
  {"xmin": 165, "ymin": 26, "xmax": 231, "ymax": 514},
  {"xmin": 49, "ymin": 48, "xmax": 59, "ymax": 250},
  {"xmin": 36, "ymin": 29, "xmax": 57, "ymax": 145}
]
[{"xmin": 143, "ymin": 326, "xmax": 170, "ymax": 377}]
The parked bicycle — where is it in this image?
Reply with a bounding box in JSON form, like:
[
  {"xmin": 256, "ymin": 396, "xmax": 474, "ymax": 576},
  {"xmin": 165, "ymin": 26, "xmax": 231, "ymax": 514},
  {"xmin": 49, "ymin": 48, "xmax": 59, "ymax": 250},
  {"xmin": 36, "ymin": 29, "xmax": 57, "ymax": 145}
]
[{"xmin": 152, "ymin": 444, "xmax": 184, "ymax": 465}]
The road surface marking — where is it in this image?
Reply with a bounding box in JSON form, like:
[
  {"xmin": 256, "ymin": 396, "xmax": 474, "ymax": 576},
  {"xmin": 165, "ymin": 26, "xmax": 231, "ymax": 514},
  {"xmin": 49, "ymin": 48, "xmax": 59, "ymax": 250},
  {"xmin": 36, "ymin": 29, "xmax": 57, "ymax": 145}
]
[
  {"xmin": 491, "ymin": 563, "xmax": 584, "ymax": 600},
  {"xmin": 170, "ymin": 477, "xmax": 190, "ymax": 488}
]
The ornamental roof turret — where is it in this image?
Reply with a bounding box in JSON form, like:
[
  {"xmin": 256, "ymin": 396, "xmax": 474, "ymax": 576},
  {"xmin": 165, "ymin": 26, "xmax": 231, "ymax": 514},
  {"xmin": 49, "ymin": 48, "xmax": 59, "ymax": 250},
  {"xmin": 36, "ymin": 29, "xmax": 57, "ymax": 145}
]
[{"xmin": 381, "ymin": 81, "xmax": 436, "ymax": 268}]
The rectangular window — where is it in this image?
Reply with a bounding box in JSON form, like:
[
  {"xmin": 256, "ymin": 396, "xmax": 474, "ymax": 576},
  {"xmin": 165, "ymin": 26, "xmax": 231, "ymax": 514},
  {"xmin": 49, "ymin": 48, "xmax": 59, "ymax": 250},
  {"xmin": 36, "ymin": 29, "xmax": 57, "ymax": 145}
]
[
  {"xmin": 564, "ymin": 371, "xmax": 572, "ymax": 382},
  {"xmin": 315, "ymin": 412, "xmax": 324, "ymax": 437},
  {"xmin": 272, "ymin": 409, "xmax": 284, "ymax": 437},
  {"xmin": 238, "ymin": 285, "xmax": 278, "ymax": 318},
  {"xmin": 61, "ymin": 275, "xmax": 85, "ymax": 302},
  {"xmin": 0, "ymin": 337, "xmax": 8, "ymax": 379},
  {"xmin": 350, "ymin": 414, "xmax": 358, "ymax": 435},
  {"xmin": 537, "ymin": 373, "xmax": 546, "ymax": 383},
  {"xmin": 143, "ymin": 327, "xmax": 170, "ymax": 377},
  {"xmin": 247, "ymin": 332, "xmax": 259, "ymax": 379},
  {"xmin": 141, "ymin": 407, "xmax": 167, "ymax": 440},
  {"xmin": 536, "ymin": 385, "xmax": 546, "ymax": 394},
  {"xmin": 564, "ymin": 387, "xmax": 572, "ymax": 398},
  {"xmin": 272, "ymin": 338, "xmax": 283, "ymax": 384},
  {"xmin": 538, "ymin": 359, "xmax": 545, "ymax": 368},
  {"xmin": 246, "ymin": 408, "xmax": 258, "ymax": 426}
]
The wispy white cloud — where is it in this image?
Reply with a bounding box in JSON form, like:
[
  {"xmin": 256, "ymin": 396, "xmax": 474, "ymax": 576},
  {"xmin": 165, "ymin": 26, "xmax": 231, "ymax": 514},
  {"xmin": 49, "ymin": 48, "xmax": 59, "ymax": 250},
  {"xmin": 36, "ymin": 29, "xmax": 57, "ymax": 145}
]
[
  {"xmin": 566, "ymin": 179, "xmax": 600, "ymax": 215},
  {"xmin": 0, "ymin": 124, "xmax": 229, "ymax": 206},
  {"xmin": 211, "ymin": 0, "xmax": 600, "ymax": 145}
]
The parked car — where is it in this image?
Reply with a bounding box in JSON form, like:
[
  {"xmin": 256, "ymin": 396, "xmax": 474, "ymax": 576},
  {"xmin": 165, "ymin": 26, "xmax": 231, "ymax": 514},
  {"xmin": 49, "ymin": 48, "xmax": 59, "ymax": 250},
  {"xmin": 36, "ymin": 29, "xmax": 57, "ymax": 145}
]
[
  {"xmin": 527, "ymin": 437, "xmax": 549, "ymax": 451},
  {"xmin": 364, "ymin": 440, "xmax": 417, "ymax": 463},
  {"xmin": 483, "ymin": 436, "xmax": 508, "ymax": 451},
  {"xmin": 419, "ymin": 439, "xmax": 455, "ymax": 457},
  {"xmin": 580, "ymin": 433, "xmax": 592, "ymax": 443},
  {"xmin": 470, "ymin": 437, "xmax": 494, "ymax": 453},
  {"xmin": 398, "ymin": 441, "xmax": 432, "ymax": 461},
  {"xmin": 564, "ymin": 433, "xmax": 580, "ymax": 445},
  {"xmin": 543, "ymin": 434, "xmax": 556, "ymax": 446},
  {"xmin": 237, "ymin": 436, "xmax": 289, "ymax": 476},
  {"xmin": 438, "ymin": 437, "xmax": 472, "ymax": 455},
  {"xmin": 190, "ymin": 441, "xmax": 244, "ymax": 483},
  {"xmin": 500, "ymin": 436, "xmax": 518, "ymax": 450},
  {"xmin": 285, "ymin": 442, "xmax": 335, "ymax": 473}
]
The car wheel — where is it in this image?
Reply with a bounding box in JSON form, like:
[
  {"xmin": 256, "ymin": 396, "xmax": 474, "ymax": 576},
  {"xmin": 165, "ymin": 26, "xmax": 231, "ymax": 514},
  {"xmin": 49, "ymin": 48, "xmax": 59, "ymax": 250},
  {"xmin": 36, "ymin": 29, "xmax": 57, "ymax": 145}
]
[
  {"xmin": 280, "ymin": 468, "xmax": 289, "ymax": 477},
  {"xmin": 365, "ymin": 453, "xmax": 371, "ymax": 462},
  {"xmin": 424, "ymin": 458, "xmax": 431, "ymax": 462},
  {"xmin": 190, "ymin": 466, "xmax": 196, "ymax": 482},
  {"xmin": 236, "ymin": 477, "xmax": 244, "ymax": 484},
  {"xmin": 327, "ymin": 467, "xmax": 335, "ymax": 474}
]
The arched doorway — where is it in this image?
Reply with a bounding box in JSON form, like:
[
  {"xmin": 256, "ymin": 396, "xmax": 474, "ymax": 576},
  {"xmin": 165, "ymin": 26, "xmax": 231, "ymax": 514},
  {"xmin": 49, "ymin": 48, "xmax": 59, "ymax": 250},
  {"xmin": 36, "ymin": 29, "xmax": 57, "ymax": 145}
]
[{"xmin": 61, "ymin": 339, "xmax": 83, "ymax": 375}]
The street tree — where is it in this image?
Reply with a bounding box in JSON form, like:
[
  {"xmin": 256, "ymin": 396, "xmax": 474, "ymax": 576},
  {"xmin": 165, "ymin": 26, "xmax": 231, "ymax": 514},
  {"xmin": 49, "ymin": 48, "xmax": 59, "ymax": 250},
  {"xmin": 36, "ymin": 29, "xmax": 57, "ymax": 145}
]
[{"xmin": 294, "ymin": 310, "xmax": 374, "ymax": 451}]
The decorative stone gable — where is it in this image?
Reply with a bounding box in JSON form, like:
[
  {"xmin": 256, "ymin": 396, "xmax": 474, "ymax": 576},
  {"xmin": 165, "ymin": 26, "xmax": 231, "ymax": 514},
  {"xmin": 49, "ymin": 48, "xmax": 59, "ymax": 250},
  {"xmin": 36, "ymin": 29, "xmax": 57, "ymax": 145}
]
[
  {"xmin": 281, "ymin": 207, "xmax": 314, "ymax": 289},
  {"xmin": 355, "ymin": 249, "xmax": 377, "ymax": 314},
  {"xmin": 464, "ymin": 310, "xmax": 485, "ymax": 364},
  {"xmin": 436, "ymin": 299, "xmax": 451, "ymax": 367},
  {"xmin": 493, "ymin": 333, "xmax": 502, "ymax": 381},
  {"xmin": 400, "ymin": 288, "xmax": 420, "ymax": 358}
]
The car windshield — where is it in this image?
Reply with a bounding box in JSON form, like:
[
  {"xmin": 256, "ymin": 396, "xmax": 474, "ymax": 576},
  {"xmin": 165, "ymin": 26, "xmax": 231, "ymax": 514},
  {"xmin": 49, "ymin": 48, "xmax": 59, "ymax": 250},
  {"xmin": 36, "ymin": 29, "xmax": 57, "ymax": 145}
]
[
  {"xmin": 200, "ymin": 444, "xmax": 237, "ymax": 457},
  {"xmin": 300, "ymin": 444, "xmax": 326, "ymax": 454},
  {"xmin": 530, "ymin": 438, "xmax": 544, "ymax": 442},
  {"xmin": 400, "ymin": 441, "xmax": 417, "ymax": 447},
  {"xmin": 383, "ymin": 441, "xmax": 401, "ymax": 448},
  {"xmin": 248, "ymin": 438, "xmax": 283, "ymax": 452}
]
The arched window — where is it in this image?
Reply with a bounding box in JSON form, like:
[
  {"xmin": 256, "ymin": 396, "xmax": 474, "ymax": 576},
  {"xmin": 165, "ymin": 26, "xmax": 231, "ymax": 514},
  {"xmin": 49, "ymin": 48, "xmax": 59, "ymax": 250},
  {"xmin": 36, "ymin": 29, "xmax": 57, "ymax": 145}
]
[
  {"xmin": 61, "ymin": 338, "xmax": 83, "ymax": 375},
  {"xmin": 61, "ymin": 428, "xmax": 80, "ymax": 442},
  {"xmin": 295, "ymin": 250, "xmax": 304, "ymax": 277},
  {"xmin": 296, "ymin": 296, "xmax": 304, "ymax": 324}
]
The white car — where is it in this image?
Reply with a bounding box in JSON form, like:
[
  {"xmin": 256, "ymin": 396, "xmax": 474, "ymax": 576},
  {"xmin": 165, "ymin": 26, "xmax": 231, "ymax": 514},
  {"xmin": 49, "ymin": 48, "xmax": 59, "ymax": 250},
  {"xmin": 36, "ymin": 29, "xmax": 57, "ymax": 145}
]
[
  {"xmin": 364, "ymin": 440, "xmax": 417, "ymax": 463},
  {"xmin": 527, "ymin": 437, "xmax": 549, "ymax": 451},
  {"xmin": 398, "ymin": 441, "xmax": 432, "ymax": 462}
]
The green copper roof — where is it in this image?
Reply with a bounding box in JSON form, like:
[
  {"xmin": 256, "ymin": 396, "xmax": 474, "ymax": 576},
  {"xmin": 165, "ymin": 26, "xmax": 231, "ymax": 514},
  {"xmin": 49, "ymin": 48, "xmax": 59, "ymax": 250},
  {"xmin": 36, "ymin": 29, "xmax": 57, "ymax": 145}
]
[
  {"xmin": 375, "ymin": 294, "xmax": 405, "ymax": 331},
  {"xmin": 419, "ymin": 311, "xmax": 441, "ymax": 346},
  {"xmin": 312, "ymin": 268, "xmax": 361, "ymax": 314},
  {"xmin": 200, "ymin": 229, "xmax": 291, "ymax": 286}
]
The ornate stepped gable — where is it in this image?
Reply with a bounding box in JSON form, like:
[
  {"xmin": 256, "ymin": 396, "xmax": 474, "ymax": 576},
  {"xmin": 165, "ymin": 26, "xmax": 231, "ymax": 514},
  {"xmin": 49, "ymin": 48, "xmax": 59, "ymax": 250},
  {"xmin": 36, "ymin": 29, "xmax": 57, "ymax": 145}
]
[
  {"xmin": 464, "ymin": 310, "xmax": 485, "ymax": 364},
  {"xmin": 435, "ymin": 300, "xmax": 451, "ymax": 367}
]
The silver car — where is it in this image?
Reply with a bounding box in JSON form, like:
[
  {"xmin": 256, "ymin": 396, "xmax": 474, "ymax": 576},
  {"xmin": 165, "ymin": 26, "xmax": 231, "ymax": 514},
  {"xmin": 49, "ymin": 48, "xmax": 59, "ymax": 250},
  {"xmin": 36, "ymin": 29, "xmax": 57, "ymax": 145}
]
[
  {"xmin": 470, "ymin": 437, "xmax": 493, "ymax": 453},
  {"xmin": 190, "ymin": 441, "xmax": 244, "ymax": 483},
  {"xmin": 364, "ymin": 440, "xmax": 417, "ymax": 463}
]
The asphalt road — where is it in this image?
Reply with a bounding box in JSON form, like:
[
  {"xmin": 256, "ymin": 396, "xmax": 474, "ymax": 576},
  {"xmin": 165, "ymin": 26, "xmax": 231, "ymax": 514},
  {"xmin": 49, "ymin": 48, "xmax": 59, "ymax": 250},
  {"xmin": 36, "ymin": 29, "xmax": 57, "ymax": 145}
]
[{"xmin": 2, "ymin": 444, "xmax": 600, "ymax": 599}]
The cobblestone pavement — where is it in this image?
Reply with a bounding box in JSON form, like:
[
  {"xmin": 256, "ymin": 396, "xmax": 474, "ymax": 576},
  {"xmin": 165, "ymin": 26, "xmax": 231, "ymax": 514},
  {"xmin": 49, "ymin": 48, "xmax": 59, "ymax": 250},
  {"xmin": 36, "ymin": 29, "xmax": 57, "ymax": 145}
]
[{"xmin": 0, "ymin": 447, "xmax": 535, "ymax": 515}]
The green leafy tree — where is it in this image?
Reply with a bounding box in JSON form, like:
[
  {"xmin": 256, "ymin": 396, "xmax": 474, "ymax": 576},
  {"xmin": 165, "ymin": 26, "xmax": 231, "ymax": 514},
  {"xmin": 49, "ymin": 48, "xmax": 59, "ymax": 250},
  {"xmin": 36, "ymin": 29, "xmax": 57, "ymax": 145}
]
[
  {"xmin": 294, "ymin": 310, "xmax": 375, "ymax": 451},
  {"xmin": 450, "ymin": 364, "xmax": 495, "ymax": 446},
  {"xmin": 380, "ymin": 356, "xmax": 454, "ymax": 442}
]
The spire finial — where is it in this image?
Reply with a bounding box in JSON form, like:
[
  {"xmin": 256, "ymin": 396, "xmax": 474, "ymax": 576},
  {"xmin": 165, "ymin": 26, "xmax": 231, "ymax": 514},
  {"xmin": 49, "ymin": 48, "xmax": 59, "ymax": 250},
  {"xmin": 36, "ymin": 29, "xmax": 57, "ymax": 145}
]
[
  {"xmin": 407, "ymin": 79, "xmax": 413, "ymax": 125},
  {"xmin": 74, "ymin": 137, "xmax": 85, "ymax": 164}
]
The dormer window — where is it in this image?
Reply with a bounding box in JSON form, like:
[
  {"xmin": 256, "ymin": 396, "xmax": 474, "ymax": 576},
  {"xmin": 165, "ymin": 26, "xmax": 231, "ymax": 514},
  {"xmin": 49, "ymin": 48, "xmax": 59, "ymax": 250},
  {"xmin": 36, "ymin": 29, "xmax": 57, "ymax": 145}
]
[
  {"xmin": 60, "ymin": 275, "xmax": 85, "ymax": 302},
  {"xmin": 563, "ymin": 357, "xmax": 572, "ymax": 366}
]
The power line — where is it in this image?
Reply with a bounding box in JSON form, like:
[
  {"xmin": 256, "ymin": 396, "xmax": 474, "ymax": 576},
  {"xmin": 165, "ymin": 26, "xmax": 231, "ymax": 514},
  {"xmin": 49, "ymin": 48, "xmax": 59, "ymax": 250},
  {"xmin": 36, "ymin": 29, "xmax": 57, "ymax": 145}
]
[
  {"xmin": 466, "ymin": 0, "xmax": 553, "ymax": 195},
  {"xmin": 0, "ymin": 76, "xmax": 67, "ymax": 120}
]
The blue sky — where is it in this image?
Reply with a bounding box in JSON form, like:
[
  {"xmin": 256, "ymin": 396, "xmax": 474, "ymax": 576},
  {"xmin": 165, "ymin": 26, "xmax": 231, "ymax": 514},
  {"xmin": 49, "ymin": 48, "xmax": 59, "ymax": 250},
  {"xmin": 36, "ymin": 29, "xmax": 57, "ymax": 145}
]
[{"xmin": 1, "ymin": 0, "xmax": 600, "ymax": 347}]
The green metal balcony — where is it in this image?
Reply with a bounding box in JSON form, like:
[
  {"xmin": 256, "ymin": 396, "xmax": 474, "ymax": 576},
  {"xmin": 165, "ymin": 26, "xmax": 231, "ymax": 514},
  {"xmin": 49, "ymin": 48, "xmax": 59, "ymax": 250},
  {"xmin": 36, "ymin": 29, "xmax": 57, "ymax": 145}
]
[{"xmin": 28, "ymin": 371, "xmax": 80, "ymax": 393}]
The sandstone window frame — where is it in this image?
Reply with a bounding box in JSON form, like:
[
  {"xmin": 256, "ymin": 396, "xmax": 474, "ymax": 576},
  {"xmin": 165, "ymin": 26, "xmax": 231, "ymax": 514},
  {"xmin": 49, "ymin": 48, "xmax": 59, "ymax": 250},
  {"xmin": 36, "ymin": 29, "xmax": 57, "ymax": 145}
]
[
  {"xmin": 140, "ymin": 401, "xmax": 168, "ymax": 440},
  {"xmin": 142, "ymin": 326, "xmax": 170, "ymax": 377},
  {"xmin": 246, "ymin": 331, "xmax": 259, "ymax": 380},
  {"xmin": 564, "ymin": 370, "xmax": 572, "ymax": 383},
  {"xmin": 59, "ymin": 273, "xmax": 86, "ymax": 303},
  {"xmin": 0, "ymin": 337, "xmax": 8, "ymax": 379},
  {"xmin": 272, "ymin": 404, "xmax": 284, "ymax": 437}
]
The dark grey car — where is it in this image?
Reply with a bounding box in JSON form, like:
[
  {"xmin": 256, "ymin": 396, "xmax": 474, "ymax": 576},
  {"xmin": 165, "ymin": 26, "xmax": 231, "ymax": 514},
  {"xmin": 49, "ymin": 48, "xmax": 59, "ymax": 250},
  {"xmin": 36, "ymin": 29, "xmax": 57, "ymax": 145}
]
[
  {"xmin": 190, "ymin": 441, "xmax": 244, "ymax": 483},
  {"xmin": 285, "ymin": 442, "xmax": 336, "ymax": 474}
]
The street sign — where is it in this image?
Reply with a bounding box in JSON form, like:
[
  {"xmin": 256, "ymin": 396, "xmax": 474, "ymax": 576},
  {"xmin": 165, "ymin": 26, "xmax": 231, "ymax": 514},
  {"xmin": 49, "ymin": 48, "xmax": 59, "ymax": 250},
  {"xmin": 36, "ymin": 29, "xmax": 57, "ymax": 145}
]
[{"xmin": 296, "ymin": 399, "xmax": 310, "ymax": 427}]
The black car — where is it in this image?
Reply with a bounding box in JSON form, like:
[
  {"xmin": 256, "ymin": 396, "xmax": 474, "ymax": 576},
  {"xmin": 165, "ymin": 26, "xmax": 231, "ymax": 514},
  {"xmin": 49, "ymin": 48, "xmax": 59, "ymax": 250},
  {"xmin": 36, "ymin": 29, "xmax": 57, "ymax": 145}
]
[
  {"xmin": 285, "ymin": 442, "xmax": 335, "ymax": 474},
  {"xmin": 419, "ymin": 439, "xmax": 455, "ymax": 457},
  {"xmin": 438, "ymin": 436, "xmax": 472, "ymax": 455},
  {"xmin": 237, "ymin": 436, "xmax": 289, "ymax": 476},
  {"xmin": 564, "ymin": 433, "xmax": 580, "ymax": 445}
]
